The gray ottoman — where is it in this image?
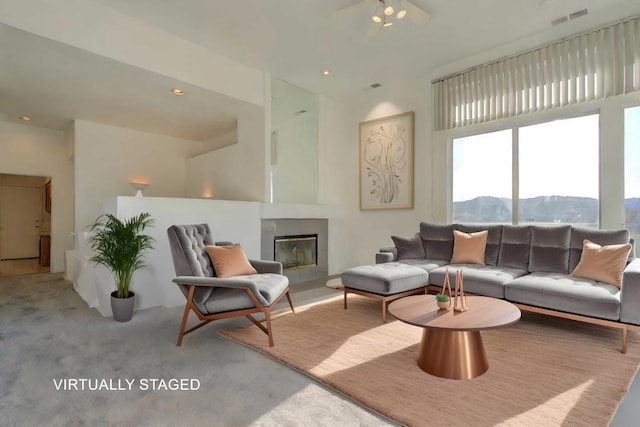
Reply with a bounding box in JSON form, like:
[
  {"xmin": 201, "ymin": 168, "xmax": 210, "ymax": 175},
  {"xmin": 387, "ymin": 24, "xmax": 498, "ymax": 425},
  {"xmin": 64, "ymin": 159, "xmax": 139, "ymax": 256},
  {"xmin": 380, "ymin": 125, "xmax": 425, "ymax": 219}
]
[{"xmin": 341, "ymin": 262, "xmax": 429, "ymax": 322}]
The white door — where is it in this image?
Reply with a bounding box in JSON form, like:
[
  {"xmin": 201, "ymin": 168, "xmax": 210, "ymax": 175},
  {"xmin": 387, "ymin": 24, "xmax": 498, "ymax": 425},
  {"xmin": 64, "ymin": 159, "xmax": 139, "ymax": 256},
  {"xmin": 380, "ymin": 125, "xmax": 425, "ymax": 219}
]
[{"xmin": 0, "ymin": 186, "xmax": 41, "ymax": 259}]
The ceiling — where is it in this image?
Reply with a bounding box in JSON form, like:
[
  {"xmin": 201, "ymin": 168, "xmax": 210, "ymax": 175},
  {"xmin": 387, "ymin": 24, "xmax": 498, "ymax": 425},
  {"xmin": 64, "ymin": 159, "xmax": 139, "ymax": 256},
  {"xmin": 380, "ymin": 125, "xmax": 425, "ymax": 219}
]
[
  {"xmin": 0, "ymin": 23, "xmax": 256, "ymax": 141},
  {"xmin": 2, "ymin": 0, "xmax": 639, "ymax": 139},
  {"xmin": 94, "ymin": 0, "xmax": 640, "ymax": 97}
]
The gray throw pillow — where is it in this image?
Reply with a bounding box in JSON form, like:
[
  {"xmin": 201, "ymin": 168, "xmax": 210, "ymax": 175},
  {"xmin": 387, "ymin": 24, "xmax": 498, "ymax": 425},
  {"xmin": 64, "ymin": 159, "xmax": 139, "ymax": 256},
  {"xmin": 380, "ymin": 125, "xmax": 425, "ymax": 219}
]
[
  {"xmin": 420, "ymin": 222, "xmax": 457, "ymax": 260},
  {"xmin": 391, "ymin": 233, "xmax": 426, "ymax": 260},
  {"xmin": 528, "ymin": 225, "xmax": 571, "ymax": 273}
]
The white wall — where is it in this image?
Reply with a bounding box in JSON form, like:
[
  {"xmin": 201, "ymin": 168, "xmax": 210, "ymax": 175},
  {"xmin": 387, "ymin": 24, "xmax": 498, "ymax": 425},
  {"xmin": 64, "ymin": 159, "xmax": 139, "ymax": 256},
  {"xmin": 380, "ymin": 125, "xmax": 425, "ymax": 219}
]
[
  {"xmin": 185, "ymin": 108, "xmax": 266, "ymax": 201},
  {"xmin": 272, "ymin": 112, "xmax": 318, "ymax": 204},
  {"xmin": 0, "ymin": 121, "xmax": 74, "ymax": 272},
  {"xmin": 73, "ymin": 120, "xmax": 202, "ymax": 232},
  {"xmin": 322, "ymin": 78, "xmax": 433, "ymax": 274},
  {"xmin": 73, "ymin": 196, "xmax": 261, "ymax": 316}
]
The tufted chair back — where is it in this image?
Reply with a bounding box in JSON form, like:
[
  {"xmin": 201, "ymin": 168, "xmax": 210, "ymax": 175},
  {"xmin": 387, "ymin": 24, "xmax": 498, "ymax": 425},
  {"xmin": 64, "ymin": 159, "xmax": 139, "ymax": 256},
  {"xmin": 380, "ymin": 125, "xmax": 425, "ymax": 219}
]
[{"xmin": 167, "ymin": 224, "xmax": 216, "ymax": 301}]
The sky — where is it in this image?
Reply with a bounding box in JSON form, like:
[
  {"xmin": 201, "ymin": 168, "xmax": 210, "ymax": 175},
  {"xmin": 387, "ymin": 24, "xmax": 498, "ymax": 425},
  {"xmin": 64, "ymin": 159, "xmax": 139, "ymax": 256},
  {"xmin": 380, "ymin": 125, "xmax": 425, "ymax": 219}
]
[
  {"xmin": 625, "ymin": 106, "xmax": 640, "ymax": 199},
  {"xmin": 453, "ymin": 111, "xmax": 640, "ymax": 202}
]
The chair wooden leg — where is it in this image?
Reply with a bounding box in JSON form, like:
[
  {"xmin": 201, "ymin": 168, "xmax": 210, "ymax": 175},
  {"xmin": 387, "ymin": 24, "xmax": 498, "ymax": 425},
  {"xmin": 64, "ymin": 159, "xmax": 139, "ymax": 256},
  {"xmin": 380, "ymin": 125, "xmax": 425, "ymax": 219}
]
[
  {"xmin": 265, "ymin": 309, "xmax": 274, "ymax": 347},
  {"xmin": 286, "ymin": 290, "xmax": 295, "ymax": 314},
  {"xmin": 622, "ymin": 327, "xmax": 628, "ymax": 354},
  {"xmin": 176, "ymin": 286, "xmax": 196, "ymax": 346}
]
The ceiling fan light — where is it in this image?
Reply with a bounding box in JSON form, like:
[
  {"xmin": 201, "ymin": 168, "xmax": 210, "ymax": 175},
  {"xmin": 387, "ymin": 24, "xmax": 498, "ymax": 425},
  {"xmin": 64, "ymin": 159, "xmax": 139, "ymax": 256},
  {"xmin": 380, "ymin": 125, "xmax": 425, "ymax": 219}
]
[
  {"xmin": 384, "ymin": 5, "xmax": 394, "ymax": 16},
  {"xmin": 383, "ymin": 20, "xmax": 393, "ymax": 27},
  {"xmin": 372, "ymin": 15, "xmax": 382, "ymax": 23},
  {"xmin": 396, "ymin": 9, "xmax": 407, "ymax": 19}
]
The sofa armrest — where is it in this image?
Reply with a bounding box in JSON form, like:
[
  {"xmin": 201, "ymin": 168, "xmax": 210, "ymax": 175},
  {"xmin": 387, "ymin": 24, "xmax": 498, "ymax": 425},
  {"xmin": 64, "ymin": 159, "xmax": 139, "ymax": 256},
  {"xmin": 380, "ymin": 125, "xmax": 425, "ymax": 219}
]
[
  {"xmin": 249, "ymin": 259, "xmax": 283, "ymax": 274},
  {"xmin": 376, "ymin": 247, "xmax": 398, "ymax": 264},
  {"xmin": 621, "ymin": 258, "xmax": 640, "ymax": 325}
]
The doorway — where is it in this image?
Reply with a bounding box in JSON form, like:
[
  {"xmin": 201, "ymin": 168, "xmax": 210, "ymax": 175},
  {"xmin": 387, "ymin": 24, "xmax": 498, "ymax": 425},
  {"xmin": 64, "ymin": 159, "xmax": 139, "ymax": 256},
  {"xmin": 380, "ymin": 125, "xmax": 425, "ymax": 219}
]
[{"xmin": 0, "ymin": 173, "xmax": 51, "ymax": 276}]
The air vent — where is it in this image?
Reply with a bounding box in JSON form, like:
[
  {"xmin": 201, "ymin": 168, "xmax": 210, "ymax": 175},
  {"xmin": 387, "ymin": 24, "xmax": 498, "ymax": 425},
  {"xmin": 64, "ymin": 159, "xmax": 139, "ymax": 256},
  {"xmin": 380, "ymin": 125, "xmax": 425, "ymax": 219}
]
[
  {"xmin": 370, "ymin": 83, "xmax": 382, "ymax": 88},
  {"xmin": 569, "ymin": 9, "xmax": 588, "ymax": 20},
  {"xmin": 551, "ymin": 16, "xmax": 568, "ymax": 26},
  {"xmin": 294, "ymin": 109, "xmax": 307, "ymax": 116},
  {"xmin": 551, "ymin": 8, "xmax": 587, "ymax": 26}
]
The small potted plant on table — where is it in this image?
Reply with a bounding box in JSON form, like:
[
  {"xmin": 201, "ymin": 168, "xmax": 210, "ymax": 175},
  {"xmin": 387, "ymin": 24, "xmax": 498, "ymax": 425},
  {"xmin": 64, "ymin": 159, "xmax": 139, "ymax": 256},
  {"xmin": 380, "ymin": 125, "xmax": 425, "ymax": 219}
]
[
  {"xmin": 89, "ymin": 212, "xmax": 154, "ymax": 322},
  {"xmin": 435, "ymin": 293, "xmax": 451, "ymax": 310}
]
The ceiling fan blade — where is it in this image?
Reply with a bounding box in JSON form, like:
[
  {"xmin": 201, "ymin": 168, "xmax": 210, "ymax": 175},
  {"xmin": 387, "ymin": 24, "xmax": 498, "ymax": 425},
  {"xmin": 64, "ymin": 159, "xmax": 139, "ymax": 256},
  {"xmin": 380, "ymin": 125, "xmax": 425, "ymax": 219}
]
[
  {"xmin": 366, "ymin": 21, "xmax": 383, "ymax": 37},
  {"xmin": 404, "ymin": 0, "xmax": 431, "ymax": 24},
  {"xmin": 333, "ymin": 0, "xmax": 377, "ymax": 18}
]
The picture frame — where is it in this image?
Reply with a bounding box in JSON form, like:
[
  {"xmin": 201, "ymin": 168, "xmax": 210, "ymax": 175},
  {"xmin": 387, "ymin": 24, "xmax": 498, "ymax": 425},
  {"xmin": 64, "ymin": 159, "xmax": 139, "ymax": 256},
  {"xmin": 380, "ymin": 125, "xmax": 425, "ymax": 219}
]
[{"xmin": 359, "ymin": 111, "xmax": 414, "ymax": 210}]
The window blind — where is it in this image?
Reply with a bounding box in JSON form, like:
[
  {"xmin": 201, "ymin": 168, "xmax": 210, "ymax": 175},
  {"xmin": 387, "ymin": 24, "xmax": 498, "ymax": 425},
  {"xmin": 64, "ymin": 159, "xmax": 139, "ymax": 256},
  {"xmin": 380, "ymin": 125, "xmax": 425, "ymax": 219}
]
[{"xmin": 433, "ymin": 16, "xmax": 640, "ymax": 131}]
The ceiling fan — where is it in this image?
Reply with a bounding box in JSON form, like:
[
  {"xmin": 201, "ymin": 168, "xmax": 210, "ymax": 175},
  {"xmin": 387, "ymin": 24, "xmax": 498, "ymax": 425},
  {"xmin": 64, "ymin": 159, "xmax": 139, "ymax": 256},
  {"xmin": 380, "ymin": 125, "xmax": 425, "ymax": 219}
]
[{"xmin": 334, "ymin": 0, "xmax": 431, "ymax": 36}]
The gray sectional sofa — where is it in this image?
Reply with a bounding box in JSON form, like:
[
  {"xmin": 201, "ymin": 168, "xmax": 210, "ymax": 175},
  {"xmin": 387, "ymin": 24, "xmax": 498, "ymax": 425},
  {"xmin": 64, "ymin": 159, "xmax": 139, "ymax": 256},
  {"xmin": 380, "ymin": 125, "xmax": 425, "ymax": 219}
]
[{"xmin": 375, "ymin": 222, "xmax": 640, "ymax": 353}]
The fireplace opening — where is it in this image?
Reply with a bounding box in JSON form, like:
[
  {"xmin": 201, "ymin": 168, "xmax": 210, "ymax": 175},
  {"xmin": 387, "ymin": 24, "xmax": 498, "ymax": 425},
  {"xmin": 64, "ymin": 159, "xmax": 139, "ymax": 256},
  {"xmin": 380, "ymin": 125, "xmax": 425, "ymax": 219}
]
[{"xmin": 274, "ymin": 234, "xmax": 318, "ymax": 271}]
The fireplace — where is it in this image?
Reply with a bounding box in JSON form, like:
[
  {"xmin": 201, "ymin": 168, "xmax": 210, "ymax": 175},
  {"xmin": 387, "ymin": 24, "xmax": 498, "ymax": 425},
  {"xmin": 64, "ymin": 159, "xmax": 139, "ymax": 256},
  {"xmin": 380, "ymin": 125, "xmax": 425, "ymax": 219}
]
[{"xmin": 274, "ymin": 234, "xmax": 318, "ymax": 271}]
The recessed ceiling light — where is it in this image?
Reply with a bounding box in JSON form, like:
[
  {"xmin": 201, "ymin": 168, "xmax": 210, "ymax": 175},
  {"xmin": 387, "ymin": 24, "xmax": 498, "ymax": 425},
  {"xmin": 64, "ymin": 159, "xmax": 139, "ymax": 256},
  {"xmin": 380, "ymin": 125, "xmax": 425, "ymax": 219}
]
[
  {"xmin": 19, "ymin": 116, "xmax": 32, "ymax": 121},
  {"xmin": 322, "ymin": 69, "xmax": 331, "ymax": 76},
  {"xmin": 170, "ymin": 88, "xmax": 185, "ymax": 96}
]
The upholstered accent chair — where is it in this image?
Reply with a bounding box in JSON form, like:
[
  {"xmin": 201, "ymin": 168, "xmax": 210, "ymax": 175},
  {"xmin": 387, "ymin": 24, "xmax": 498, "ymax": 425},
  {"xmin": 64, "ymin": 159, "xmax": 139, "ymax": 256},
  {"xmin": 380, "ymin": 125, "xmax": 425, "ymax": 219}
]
[{"xmin": 167, "ymin": 224, "xmax": 294, "ymax": 347}]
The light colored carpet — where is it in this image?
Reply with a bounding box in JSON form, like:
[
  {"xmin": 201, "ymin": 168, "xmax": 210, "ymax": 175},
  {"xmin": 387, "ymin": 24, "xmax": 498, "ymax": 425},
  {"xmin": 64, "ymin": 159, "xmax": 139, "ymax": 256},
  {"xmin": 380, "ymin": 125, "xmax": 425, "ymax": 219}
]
[
  {"xmin": 0, "ymin": 274, "xmax": 393, "ymax": 426},
  {"xmin": 219, "ymin": 295, "xmax": 640, "ymax": 427}
]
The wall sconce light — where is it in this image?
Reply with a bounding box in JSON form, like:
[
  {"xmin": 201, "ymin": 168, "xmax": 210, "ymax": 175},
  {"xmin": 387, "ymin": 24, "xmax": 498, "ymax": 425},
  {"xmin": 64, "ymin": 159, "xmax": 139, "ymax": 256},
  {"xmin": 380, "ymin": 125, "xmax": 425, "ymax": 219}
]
[{"xmin": 130, "ymin": 182, "xmax": 149, "ymax": 198}]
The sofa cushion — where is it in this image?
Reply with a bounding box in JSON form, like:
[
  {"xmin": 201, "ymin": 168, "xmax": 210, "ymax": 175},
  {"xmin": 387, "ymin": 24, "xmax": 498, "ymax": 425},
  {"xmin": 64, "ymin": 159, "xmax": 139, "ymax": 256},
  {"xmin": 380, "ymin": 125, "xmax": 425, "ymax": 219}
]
[
  {"xmin": 429, "ymin": 265, "xmax": 528, "ymax": 299},
  {"xmin": 391, "ymin": 233, "xmax": 426, "ymax": 260},
  {"xmin": 420, "ymin": 222, "xmax": 457, "ymax": 260},
  {"xmin": 570, "ymin": 240, "xmax": 632, "ymax": 287},
  {"xmin": 569, "ymin": 227, "xmax": 630, "ymax": 272},
  {"xmin": 341, "ymin": 262, "xmax": 429, "ymax": 295},
  {"xmin": 528, "ymin": 225, "xmax": 571, "ymax": 273},
  {"xmin": 458, "ymin": 224, "xmax": 503, "ymax": 265},
  {"xmin": 396, "ymin": 258, "xmax": 449, "ymax": 272},
  {"xmin": 498, "ymin": 225, "xmax": 532, "ymax": 270},
  {"xmin": 450, "ymin": 230, "xmax": 488, "ymax": 265},
  {"xmin": 505, "ymin": 272, "xmax": 621, "ymax": 321}
]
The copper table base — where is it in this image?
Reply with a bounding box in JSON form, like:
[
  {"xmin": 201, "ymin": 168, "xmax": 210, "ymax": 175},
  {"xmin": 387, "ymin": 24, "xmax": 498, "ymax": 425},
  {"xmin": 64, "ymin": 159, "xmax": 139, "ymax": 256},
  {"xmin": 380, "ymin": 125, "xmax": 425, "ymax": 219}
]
[{"xmin": 417, "ymin": 329, "xmax": 489, "ymax": 380}]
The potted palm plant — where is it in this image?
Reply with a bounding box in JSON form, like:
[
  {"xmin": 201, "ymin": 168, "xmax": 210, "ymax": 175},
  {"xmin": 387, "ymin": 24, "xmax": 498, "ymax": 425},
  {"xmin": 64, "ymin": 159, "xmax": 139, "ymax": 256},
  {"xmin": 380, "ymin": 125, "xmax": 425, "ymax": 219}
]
[{"xmin": 89, "ymin": 212, "xmax": 154, "ymax": 322}]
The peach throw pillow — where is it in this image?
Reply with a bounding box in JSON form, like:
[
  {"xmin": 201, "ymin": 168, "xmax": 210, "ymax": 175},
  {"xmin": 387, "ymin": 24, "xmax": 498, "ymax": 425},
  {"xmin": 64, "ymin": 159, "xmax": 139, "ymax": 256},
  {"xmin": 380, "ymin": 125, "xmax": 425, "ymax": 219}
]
[
  {"xmin": 450, "ymin": 230, "xmax": 488, "ymax": 265},
  {"xmin": 570, "ymin": 239, "xmax": 632, "ymax": 287},
  {"xmin": 204, "ymin": 244, "xmax": 257, "ymax": 278}
]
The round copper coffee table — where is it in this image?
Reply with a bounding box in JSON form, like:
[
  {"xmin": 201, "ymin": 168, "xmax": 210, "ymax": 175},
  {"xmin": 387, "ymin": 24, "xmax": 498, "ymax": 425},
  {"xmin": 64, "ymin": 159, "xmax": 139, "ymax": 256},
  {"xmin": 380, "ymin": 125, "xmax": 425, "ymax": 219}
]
[{"xmin": 388, "ymin": 295, "xmax": 521, "ymax": 380}]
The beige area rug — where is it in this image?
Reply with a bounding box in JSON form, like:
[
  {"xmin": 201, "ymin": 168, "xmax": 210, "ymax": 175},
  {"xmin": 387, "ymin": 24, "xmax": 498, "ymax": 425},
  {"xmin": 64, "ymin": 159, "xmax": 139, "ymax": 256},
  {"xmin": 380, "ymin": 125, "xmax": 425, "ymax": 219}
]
[{"xmin": 218, "ymin": 295, "xmax": 640, "ymax": 427}]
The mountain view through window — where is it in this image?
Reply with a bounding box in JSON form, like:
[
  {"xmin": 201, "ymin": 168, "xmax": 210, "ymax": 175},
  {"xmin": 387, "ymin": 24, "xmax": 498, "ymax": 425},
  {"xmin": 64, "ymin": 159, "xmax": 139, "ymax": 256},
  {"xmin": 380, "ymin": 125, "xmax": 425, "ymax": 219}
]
[{"xmin": 453, "ymin": 115, "xmax": 599, "ymax": 226}]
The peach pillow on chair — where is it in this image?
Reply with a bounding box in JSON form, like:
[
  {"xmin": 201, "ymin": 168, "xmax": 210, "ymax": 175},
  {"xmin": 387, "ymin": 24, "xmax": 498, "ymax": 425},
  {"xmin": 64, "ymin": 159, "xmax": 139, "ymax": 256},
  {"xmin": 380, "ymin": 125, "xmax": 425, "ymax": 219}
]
[
  {"xmin": 570, "ymin": 239, "xmax": 632, "ymax": 287},
  {"xmin": 204, "ymin": 244, "xmax": 257, "ymax": 278},
  {"xmin": 450, "ymin": 230, "xmax": 488, "ymax": 265}
]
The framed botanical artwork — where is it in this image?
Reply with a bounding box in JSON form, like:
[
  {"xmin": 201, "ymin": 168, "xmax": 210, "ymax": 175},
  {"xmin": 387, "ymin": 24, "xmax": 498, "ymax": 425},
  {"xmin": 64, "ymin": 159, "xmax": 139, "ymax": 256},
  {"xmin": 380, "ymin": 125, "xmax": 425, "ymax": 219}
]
[{"xmin": 359, "ymin": 111, "xmax": 414, "ymax": 210}]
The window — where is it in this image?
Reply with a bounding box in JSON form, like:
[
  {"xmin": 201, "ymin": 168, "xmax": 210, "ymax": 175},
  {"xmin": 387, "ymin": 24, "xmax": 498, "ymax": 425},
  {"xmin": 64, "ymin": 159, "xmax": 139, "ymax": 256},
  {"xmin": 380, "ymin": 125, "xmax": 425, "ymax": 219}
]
[
  {"xmin": 452, "ymin": 130, "xmax": 511, "ymax": 223},
  {"xmin": 452, "ymin": 114, "xmax": 600, "ymax": 226},
  {"xmin": 625, "ymin": 106, "xmax": 640, "ymax": 241},
  {"xmin": 519, "ymin": 115, "xmax": 599, "ymax": 225},
  {"xmin": 433, "ymin": 16, "xmax": 640, "ymax": 131}
]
